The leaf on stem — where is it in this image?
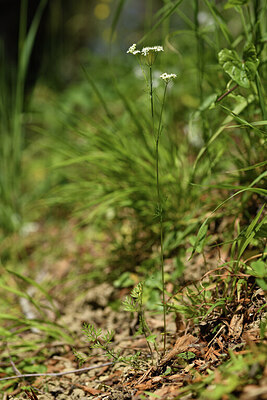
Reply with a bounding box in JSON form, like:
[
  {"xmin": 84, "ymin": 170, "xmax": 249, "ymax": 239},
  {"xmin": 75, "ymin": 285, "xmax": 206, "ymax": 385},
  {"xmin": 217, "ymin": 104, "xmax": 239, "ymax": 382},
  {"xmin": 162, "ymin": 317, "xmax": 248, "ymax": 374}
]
[{"xmin": 218, "ymin": 43, "xmax": 259, "ymax": 88}]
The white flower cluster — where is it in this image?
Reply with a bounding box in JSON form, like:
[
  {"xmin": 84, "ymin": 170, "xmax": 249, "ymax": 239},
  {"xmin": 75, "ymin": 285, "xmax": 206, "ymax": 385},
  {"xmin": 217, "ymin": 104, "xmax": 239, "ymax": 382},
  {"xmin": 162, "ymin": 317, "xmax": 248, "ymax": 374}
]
[
  {"xmin": 127, "ymin": 43, "xmax": 140, "ymax": 55},
  {"xmin": 127, "ymin": 44, "xmax": 164, "ymax": 56},
  {"xmin": 160, "ymin": 73, "xmax": 177, "ymax": 83},
  {"xmin": 127, "ymin": 45, "xmax": 177, "ymax": 84},
  {"xmin": 141, "ymin": 46, "xmax": 164, "ymax": 56}
]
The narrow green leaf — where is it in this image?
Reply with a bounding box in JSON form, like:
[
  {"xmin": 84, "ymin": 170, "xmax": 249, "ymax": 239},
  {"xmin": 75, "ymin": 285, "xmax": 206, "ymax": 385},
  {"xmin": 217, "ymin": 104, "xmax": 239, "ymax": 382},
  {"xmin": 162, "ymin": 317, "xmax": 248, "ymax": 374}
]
[
  {"xmin": 238, "ymin": 205, "xmax": 265, "ymax": 259},
  {"xmin": 226, "ymin": 160, "xmax": 267, "ymax": 174},
  {"xmin": 203, "ymin": 0, "xmax": 232, "ymax": 44},
  {"xmin": 0, "ymin": 282, "xmax": 45, "ymax": 318},
  {"xmin": 225, "ymin": 0, "xmax": 250, "ymax": 9},
  {"xmin": 110, "ymin": 0, "xmax": 126, "ymax": 42},
  {"xmin": 193, "ymin": 95, "xmax": 253, "ymax": 169},
  {"xmin": 201, "ymin": 300, "xmax": 226, "ymax": 319},
  {"xmin": 6, "ymin": 268, "xmax": 58, "ymax": 314},
  {"xmin": 189, "ymin": 220, "xmax": 208, "ymax": 260},
  {"xmin": 82, "ymin": 66, "xmax": 113, "ymax": 120},
  {"xmin": 138, "ymin": 0, "xmax": 183, "ymax": 45}
]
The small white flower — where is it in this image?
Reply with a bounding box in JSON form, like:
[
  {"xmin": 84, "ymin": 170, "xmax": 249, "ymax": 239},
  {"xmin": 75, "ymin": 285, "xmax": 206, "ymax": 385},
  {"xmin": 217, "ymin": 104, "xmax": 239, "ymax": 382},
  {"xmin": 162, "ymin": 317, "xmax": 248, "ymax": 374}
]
[
  {"xmin": 160, "ymin": 73, "xmax": 177, "ymax": 83},
  {"xmin": 127, "ymin": 43, "xmax": 140, "ymax": 55}
]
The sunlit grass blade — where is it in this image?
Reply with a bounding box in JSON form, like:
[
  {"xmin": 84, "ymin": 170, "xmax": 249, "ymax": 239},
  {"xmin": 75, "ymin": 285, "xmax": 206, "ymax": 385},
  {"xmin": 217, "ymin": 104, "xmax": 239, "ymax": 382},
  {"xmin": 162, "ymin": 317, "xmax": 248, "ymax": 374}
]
[
  {"xmin": 6, "ymin": 268, "xmax": 59, "ymax": 316},
  {"xmin": 0, "ymin": 281, "xmax": 46, "ymax": 319},
  {"xmin": 0, "ymin": 314, "xmax": 73, "ymax": 343}
]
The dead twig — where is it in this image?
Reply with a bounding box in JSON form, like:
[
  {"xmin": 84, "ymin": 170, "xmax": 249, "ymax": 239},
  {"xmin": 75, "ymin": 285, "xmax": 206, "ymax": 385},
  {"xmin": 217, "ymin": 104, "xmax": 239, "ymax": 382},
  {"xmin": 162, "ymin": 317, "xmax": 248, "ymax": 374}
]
[
  {"xmin": 0, "ymin": 362, "xmax": 113, "ymax": 382},
  {"xmin": 5, "ymin": 342, "xmax": 21, "ymax": 377},
  {"xmin": 216, "ymin": 84, "xmax": 238, "ymax": 102}
]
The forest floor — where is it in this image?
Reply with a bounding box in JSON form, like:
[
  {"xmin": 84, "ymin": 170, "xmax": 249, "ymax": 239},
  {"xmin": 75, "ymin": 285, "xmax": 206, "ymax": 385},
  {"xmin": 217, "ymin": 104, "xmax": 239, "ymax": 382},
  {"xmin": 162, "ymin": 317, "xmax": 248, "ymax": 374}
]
[{"xmin": 1, "ymin": 218, "xmax": 266, "ymax": 400}]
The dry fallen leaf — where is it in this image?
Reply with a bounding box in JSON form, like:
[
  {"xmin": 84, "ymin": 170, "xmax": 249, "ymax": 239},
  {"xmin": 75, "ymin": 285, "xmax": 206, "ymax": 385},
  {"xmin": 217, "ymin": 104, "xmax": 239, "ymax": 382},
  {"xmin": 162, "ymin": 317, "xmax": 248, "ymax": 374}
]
[
  {"xmin": 229, "ymin": 314, "xmax": 244, "ymax": 339},
  {"xmin": 158, "ymin": 334, "xmax": 198, "ymax": 366}
]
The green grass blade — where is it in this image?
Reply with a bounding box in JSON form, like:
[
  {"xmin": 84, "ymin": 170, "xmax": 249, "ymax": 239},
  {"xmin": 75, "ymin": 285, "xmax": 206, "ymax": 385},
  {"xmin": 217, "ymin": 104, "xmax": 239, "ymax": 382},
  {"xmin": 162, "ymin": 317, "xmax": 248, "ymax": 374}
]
[
  {"xmin": 0, "ymin": 282, "xmax": 46, "ymax": 318},
  {"xmin": 6, "ymin": 268, "xmax": 59, "ymax": 315},
  {"xmin": 238, "ymin": 205, "xmax": 266, "ymax": 260},
  {"xmin": 193, "ymin": 95, "xmax": 254, "ymax": 171},
  {"xmin": 203, "ymin": 0, "xmax": 232, "ymax": 45},
  {"xmin": 219, "ymin": 104, "xmax": 265, "ymax": 138},
  {"xmin": 110, "ymin": 0, "xmax": 126, "ymax": 42},
  {"xmin": 138, "ymin": 0, "xmax": 184, "ymax": 45},
  {"xmin": 81, "ymin": 65, "xmax": 113, "ymax": 120}
]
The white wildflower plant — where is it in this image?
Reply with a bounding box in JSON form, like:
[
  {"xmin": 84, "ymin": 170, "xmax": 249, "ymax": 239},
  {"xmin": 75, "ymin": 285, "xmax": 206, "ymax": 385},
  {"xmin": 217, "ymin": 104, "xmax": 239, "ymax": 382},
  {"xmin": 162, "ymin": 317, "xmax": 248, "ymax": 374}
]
[
  {"xmin": 160, "ymin": 73, "xmax": 177, "ymax": 84},
  {"xmin": 127, "ymin": 44, "xmax": 164, "ymax": 66},
  {"xmin": 125, "ymin": 41, "xmax": 178, "ymax": 355}
]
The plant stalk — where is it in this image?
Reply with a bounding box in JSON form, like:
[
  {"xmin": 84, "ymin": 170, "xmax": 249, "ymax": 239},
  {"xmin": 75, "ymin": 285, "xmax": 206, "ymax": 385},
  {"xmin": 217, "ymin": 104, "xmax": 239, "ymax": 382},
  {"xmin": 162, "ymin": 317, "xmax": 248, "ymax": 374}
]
[
  {"xmin": 149, "ymin": 66, "xmax": 155, "ymax": 138},
  {"xmin": 149, "ymin": 67, "xmax": 168, "ymax": 353},
  {"xmin": 156, "ymin": 83, "xmax": 168, "ymax": 353}
]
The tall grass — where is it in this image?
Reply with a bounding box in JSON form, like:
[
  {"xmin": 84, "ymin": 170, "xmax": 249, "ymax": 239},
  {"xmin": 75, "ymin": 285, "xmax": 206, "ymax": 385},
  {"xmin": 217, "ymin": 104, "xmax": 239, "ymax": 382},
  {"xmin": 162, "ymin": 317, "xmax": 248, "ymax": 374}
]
[{"xmin": 0, "ymin": 0, "xmax": 47, "ymax": 234}]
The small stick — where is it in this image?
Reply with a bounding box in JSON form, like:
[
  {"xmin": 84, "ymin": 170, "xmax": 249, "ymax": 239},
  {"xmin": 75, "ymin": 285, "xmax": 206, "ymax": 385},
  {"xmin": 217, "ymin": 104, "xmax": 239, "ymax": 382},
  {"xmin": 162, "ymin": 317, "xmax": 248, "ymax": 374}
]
[
  {"xmin": 5, "ymin": 342, "xmax": 21, "ymax": 377},
  {"xmin": 216, "ymin": 84, "xmax": 238, "ymax": 103},
  {"xmin": 0, "ymin": 362, "xmax": 113, "ymax": 382}
]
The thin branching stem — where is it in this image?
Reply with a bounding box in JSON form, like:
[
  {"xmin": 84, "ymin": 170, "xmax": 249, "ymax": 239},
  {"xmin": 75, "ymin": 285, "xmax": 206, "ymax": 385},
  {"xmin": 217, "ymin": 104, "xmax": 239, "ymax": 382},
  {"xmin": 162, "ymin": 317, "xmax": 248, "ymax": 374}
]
[
  {"xmin": 156, "ymin": 83, "xmax": 168, "ymax": 353},
  {"xmin": 149, "ymin": 67, "xmax": 168, "ymax": 354}
]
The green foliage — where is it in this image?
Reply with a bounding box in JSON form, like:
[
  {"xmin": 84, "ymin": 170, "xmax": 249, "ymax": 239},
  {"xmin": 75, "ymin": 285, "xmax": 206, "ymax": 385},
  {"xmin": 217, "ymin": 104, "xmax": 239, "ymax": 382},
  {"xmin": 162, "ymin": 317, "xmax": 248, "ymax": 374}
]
[
  {"xmin": 236, "ymin": 204, "xmax": 266, "ymax": 261},
  {"xmin": 178, "ymin": 347, "xmax": 267, "ymax": 399},
  {"xmin": 225, "ymin": 0, "xmax": 250, "ymax": 9},
  {"xmin": 247, "ymin": 260, "xmax": 267, "ymax": 290},
  {"xmin": 177, "ymin": 351, "xmax": 196, "ymax": 360},
  {"xmin": 122, "ymin": 282, "xmax": 144, "ymax": 313},
  {"xmin": 218, "ymin": 44, "xmax": 259, "ymax": 88},
  {"xmin": 0, "ymin": 342, "xmax": 47, "ymax": 393},
  {"xmin": 82, "ymin": 323, "xmax": 117, "ymax": 361},
  {"xmin": 80, "ymin": 323, "xmax": 142, "ymax": 367}
]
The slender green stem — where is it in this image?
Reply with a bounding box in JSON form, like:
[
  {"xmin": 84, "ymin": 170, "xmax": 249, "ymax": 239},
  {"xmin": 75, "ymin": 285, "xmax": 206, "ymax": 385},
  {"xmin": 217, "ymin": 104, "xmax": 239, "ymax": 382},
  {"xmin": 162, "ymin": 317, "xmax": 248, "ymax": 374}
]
[
  {"xmin": 255, "ymin": 72, "xmax": 267, "ymax": 129},
  {"xmin": 239, "ymin": 6, "xmax": 250, "ymax": 41},
  {"xmin": 194, "ymin": 0, "xmax": 204, "ymax": 102},
  {"xmin": 149, "ymin": 66, "xmax": 155, "ymax": 138},
  {"xmin": 156, "ymin": 83, "xmax": 168, "ymax": 353},
  {"xmin": 148, "ymin": 67, "xmax": 168, "ymax": 353}
]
